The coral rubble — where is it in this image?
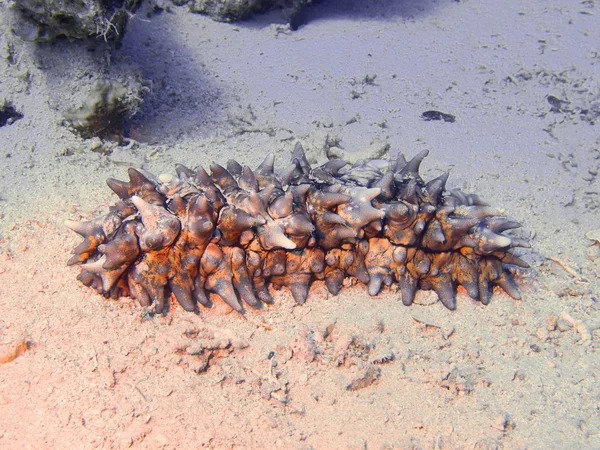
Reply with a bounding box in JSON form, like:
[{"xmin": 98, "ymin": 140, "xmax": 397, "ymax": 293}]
[
  {"xmin": 12, "ymin": 0, "xmax": 141, "ymax": 44},
  {"xmin": 63, "ymin": 79, "xmax": 146, "ymax": 141},
  {"xmin": 182, "ymin": 0, "xmax": 312, "ymax": 27}
]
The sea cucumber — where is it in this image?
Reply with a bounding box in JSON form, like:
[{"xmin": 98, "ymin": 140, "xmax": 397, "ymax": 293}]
[{"xmin": 66, "ymin": 143, "xmax": 529, "ymax": 313}]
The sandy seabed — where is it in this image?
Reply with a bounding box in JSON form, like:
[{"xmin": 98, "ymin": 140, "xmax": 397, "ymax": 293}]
[{"xmin": 1, "ymin": 0, "xmax": 600, "ymax": 448}]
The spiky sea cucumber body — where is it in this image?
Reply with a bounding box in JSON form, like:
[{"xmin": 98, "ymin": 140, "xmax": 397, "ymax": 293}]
[{"xmin": 66, "ymin": 143, "xmax": 529, "ymax": 313}]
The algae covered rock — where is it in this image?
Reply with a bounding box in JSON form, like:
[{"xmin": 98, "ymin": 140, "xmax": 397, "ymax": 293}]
[
  {"xmin": 63, "ymin": 79, "xmax": 147, "ymax": 141},
  {"xmin": 0, "ymin": 100, "xmax": 24, "ymax": 128},
  {"xmin": 185, "ymin": 0, "xmax": 313, "ymax": 25},
  {"xmin": 187, "ymin": 0, "xmax": 274, "ymax": 21},
  {"xmin": 12, "ymin": 0, "xmax": 141, "ymax": 44}
]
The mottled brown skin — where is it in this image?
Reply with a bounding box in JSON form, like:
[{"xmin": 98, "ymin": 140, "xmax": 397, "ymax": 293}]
[
  {"xmin": 323, "ymin": 242, "xmax": 370, "ymax": 295},
  {"xmin": 364, "ymin": 237, "xmax": 406, "ymax": 296},
  {"xmin": 107, "ymin": 168, "xmax": 165, "ymax": 206},
  {"xmin": 66, "ymin": 144, "xmax": 529, "ymax": 313},
  {"xmin": 270, "ymin": 247, "xmax": 325, "ymax": 304},
  {"xmin": 65, "ymin": 213, "xmax": 123, "ymax": 265}
]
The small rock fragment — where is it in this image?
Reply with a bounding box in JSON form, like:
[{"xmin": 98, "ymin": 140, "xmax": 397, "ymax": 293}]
[
  {"xmin": 346, "ymin": 365, "xmax": 381, "ymax": 391},
  {"xmin": 290, "ymin": 334, "xmax": 317, "ymax": 362},
  {"xmin": 421, "ymin": 110, "xmax": 456, "ymax": 123},
  {"xmin": 0, "ymin": 339, "xmax": 31, "ymax": 364},
  {"xmin": 491, "ymin": 413, "xmax": 516, "ymax": 432}
]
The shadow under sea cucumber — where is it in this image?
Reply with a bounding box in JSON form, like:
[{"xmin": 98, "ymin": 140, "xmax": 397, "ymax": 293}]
[{"xmin": 66, "ymin": 143, "xmax": 530, "ymax": 313}]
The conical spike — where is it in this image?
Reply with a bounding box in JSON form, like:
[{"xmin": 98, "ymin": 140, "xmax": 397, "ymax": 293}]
[
  {"xmin": 290, "ymin": 278, "xmax": 311, "ymax": 305},
  {"xmin": 256, "ymin": 185, "xmax": 276, "ymax": 206},
  {"xmin": 424, "ymin": 220, "xmax": 446, "ymax": 245},
  {"xmin": 233, "ymin": 278, "xmax": 258, "ymax": 307},
  {"xmin": 291, "ymin": 142, "xmax": 312, "ymax": 174},
  {"xmin": 450, "ymin": 217, "xmax": 480, "ymax": 235},
  {"xmin": 81, "ymin": 256, "xmax": 123, "ymax": 292},
  {"xmin": 77, "ymin": 269, "xmax": 99, "ymax": 288},
  {"xmin": 331, "ymin": 227, "xmax": 357, "ymax": 242},
  {"xmin": 360, "ymin": 187, "xmax": 382, "ymax": 202},
  {"xmin": 486, "ymin": 218, "xmax": 522, "ymax": 233},
  {"xmin": 399, "ymin": 272, "xmax": 418, "ymax": 306},
  {"xmin": 248, "ymin": 190, "xmax": 267, "ymax": 216},
  {"xmin": 374, "ymin": 171, "xmax": 395, "ymax": 200},
  {"xmin": 192, "ymin": 194, "xmax": 211, "ymax": 215},
  {"xmin": 452, "ymin": 254, "xmax": 480, "ymax": 301},
  {"xmin": 227, "ymin": 159, "xmax": 243, "ymax": 177},
  {"xmin": 398, "ymin": 179, "xmax": 420, "ymax": 203},
  {"xmin": 461, "ymin": 277, "xmax": 480, "ymax": 301},
  {"xmin": 260, "ymin": 223, "xmax": 296, "ymax": 250},
  {"xmin": 169, "ymin": 194, "xmax": 186, "ymax": 216},
  {"xmin": 495, "ymin": 252, "xmax": 529, "ymax": 268},
  {"xmin": 368, "ymin": 274, "xmax": 384, "ymax": 296},
  {"xmin": 468, "ymin": 194, "xmax": 488, "ymax": 206},
  {"xmin": 232, "ymin": 208, "xmax": 265, "ymax": 229},
  {"xmin": 478, "ymin": 258, "xmax": 500, "ymax": 305},
  {"xmin": 509, "ymin": 238, "xmax": 531, "ymax": 249},
  {"xmin": 256, "ymin": 153, "xmax": 275, "ymax": 176},
  {"xmin": 284, "ymin": 214, "xmax": 315, "ymax": 235},
  {"xmin": 455, "ymin": 205, "xmax": 503, "ymax": 219},
  {"xmin": 195, "ymin": 166, "xmax": 214, "ymax": 187},
  {"xmin": 479, "ymin": 278, "xmax": 493, "ymax": 305},
  {"xmin": 239, "ymin": 166, "xmax": 258, "ymax": 191},
  {"xmin": 175, "ymin": 164, "xmax": 195, "ymax": 179},
  {"xmin": 269, "ymin": 192, "xmax": 294, "ymax": 219},
  {"xmin": 193, "ymin": 281, "xmax": 211, "ymax": 307},
  {"xmin": 478, "ymin": 229, "xmax": 512, "ymax": 253},
  {"xmin": 211, "ymin": 279, "xmax": 243, "ymax": 312},
  {"xmin": 320, "ymin": 159, "xmax": 347, "ymax": 175},
  {"xmin": 447, "ymin": 190, "xmax": 488, "ymax": 207},
  {"xmin": 322, "ymin": 211, "xmax": 347, "ymax": 225},
  {"xmin": 252, "ymin": 276, "xmax": 274, "ymax": 304},
  {"xmin": 98, "ymin": 221, "xmax": 140, "ymax": 270},
  {"xmin": 170, "ymin": 282, "xmax": 196, "ymax": 312},
  {"xmin": 291, "ymin": 184, "xmax": 311, "ymax": 202},
  {"xmin": 393, "ymin": 153, "xmax": 408, "ymax": 173},
  {"xmin": 325, "ymin": 271, "xmax": 344, "ymax": 295},
  {"xmin": 311, "ymin": 191, "xmax": 351, "ymax": 210},
  {"xmin": 106, "ymin": 168, "xmax": 150, "ymax": 199},
  {"xmin": 152, "ymin": 285, "xmax": 167, "ymax": 314},
  {"xmin": 127, "ymin": 273, "xmax": 151, "ymax": 307},
  {"xmin": 399, "ymin": 150, "xmax": 429, "ymax": 179},
  {"xmin": 131, "ymin": 196, "xmax": 181, "ymax": 250},
  {"xmin": 359, "ymin": 206, "xmax": 386, "ymax": 225},
  {"xmin": 494, "ymin": 272, "xmax": 521, "ymax": 300},
  {"xmin": 210, "ymin": 163, "xmax": 239, "ymax": 193},
  {"xmin": 228, "ymin": 246, "xmax": 258, "ymax": 307},
  {"xmin": 433, "ymin": 276, "xmax": 457, "ymax": 310},
  {"xmin": 65, "ymin": 219, "xmax": 101, "ymax": 239},
  {"xmin": 425, "ymin": 172, "xmax": 449, "ymax": 200},
  {"xmin": 67, "ymin": 253, "xmax": 86, "ymax": 266},
  {"xmin": 279, "ymin": 163, "xmax": 298, "ymax": 186}
]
